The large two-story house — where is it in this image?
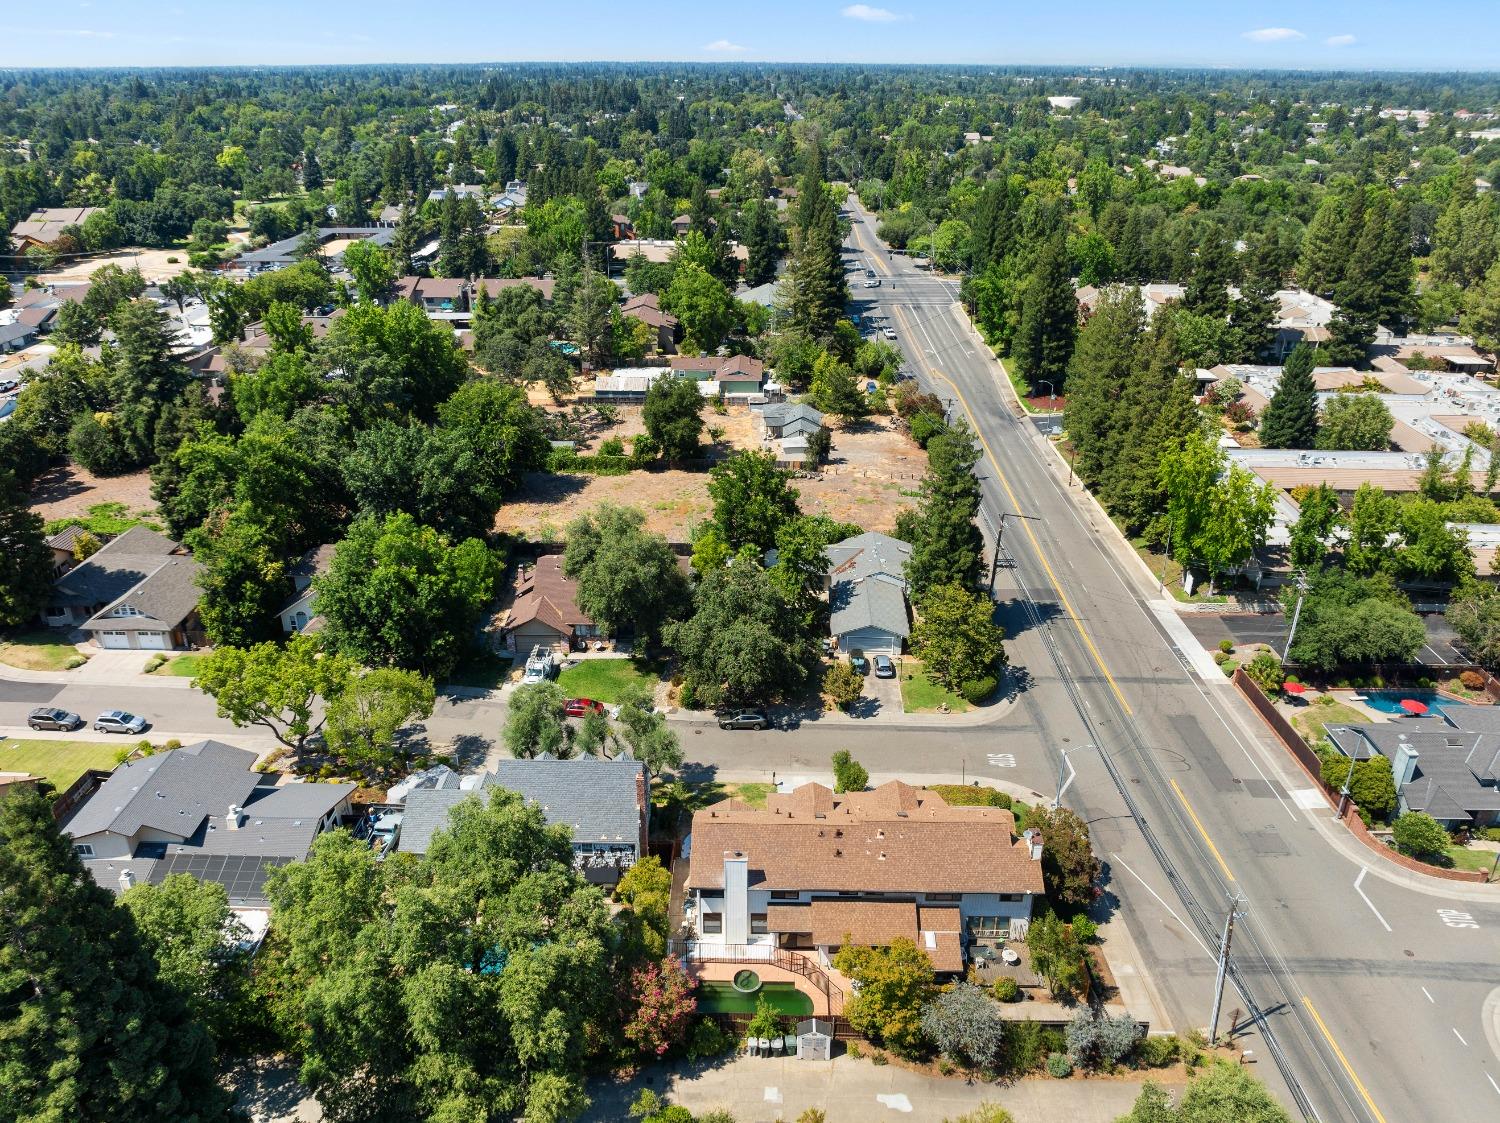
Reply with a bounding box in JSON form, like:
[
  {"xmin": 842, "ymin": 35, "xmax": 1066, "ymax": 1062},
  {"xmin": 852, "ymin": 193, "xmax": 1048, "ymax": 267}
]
[
  {"xmin": 44, "ymin": 525, "xmax": 204, "ymax": 650},
  {"xmin": 684, "ymin": 781, "xmax": 1044, "ymax": 989}
]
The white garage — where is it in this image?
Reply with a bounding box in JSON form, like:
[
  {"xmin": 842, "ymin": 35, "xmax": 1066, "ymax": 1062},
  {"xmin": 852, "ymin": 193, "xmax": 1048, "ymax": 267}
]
[
  {"xmin": 137, "ymin": 632, "xmax": 168, "ymax": 650},
  {"xmin": 99, "ymin": 630, "xmax": 131, "ymax": 649}
]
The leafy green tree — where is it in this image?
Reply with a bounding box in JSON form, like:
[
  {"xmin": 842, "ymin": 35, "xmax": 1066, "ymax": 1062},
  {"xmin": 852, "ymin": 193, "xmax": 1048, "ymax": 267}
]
[
  {"xmin": 191, "ymin": 506, "xmax": 294, "ymax": 647},
  {"xmin": 341, "ymin": 238, "xmax": 396, "ymax": 303},
  {"xmin": 642, "ymin": 374, "xmax": 705, "ymax": 462},
  {"xmin": 666, "ymin": 561, "xmax": 811, "ymax": 708},
  {"xmin": 809, "ymin": 351, "xmax": 868, "ymax": 420},
  {"xmin": 1117, "ymin": 1080, "xmax": 1178, "ymax": 1123},
  {"xmin": 1025, "ymin": 912, "xmax": 1090, "ymax": 999},
  {"xmin": 1460, "ymin": 258, "xmax": 1500, "ymax": 354},
  {"xmin": 315, "ymin": 513, "xmax": 501, "ymax": 677},
  {"xmin": 193, "ymin": 633, "xmax": 355, "ymax": 753},
  {"xmin": 1288, "ymin": 484, "xmax": 1342, "ymax": 570},
  {"xmin": 1344, "ymin": 483, "xmax": 1401, "ymax": 576},
  {"xmin": 0, "ymin": 472, "xmax": 53, "ymax": 628},
  {"xmin": 562, "ymin": 505, "xmax": 690, "ymax": 645},
  {"xmin": 1317, "ymin": 394, "xmax": 1394, "ymax": 451},
  {"xmin": 436, "ymin": 377, "xmax": 550, "ymax": 494},
  {"xmin": 323, "ymin": 668, "xmax": 437, "ymax": 779},
  {"xmin": 662, "ymin": 262, "xmax": 734, "ymax": 354},
  {"xmin": 1396, "ymin": 499, "xmax": 1474, "ymax": 584},
  {"xmin": 770, "ymin": 514, "xmax": 860, "ymax": 623},
  {"xmin": 614, "ymin": 856, "xmax": 673, "ymax": 958},
  {"xmin": 121, "ymin": 874, "xmax": 251, "ymax": 1046},
  {"xmin": 910, "ymin": 583, "xmax": 1006, "ymax": 693},
  {"xmin": 1447, "ymin": 583, "xmax": 1500, "ymax": 670},
  {"xmin": 0, "ymin": 789, "xmax": 233, "ymax": 1122},
  {"xmin": 1258, "ymin": 344, "xmax": 1318, "ymax": 449},
  {"xmin": 612, "ymin": 685, "xmax": 684, "ymax": 775},
  {"xmin": 1393, "ymin": 812, "xmax": 1450, "ymax": 859},
  {"xmin": 921, "ymin": 981, "xmax": 1007, "ymax": 1073},
  {"xmin": 831, "ymin": 749, "xmax": 869, "ymax": 793},
  {"xmin": 832, "ymin": 938, "xmax": 937, "ymax": 1058},
  {"xmin": 896, "ymin": 419, "xmax": 983, "ymax": 597},
  {"xmin": 321, "ymin": 300, "xmax": 468, "ymax": 425},
  {"xmin": 1030, "ymin": 804, "xmax": 1101, "ymax": 912},
  {"xmin": 822, "ymin": 661, "xmax": 864, "ymax": 711},
  {"xmin": 342, "ymin": 420, "xmax": 512, "ymax": 541},
  {"xmin": 1013, "ymin": 233, "xmax": 1077, "ymax": 393},
  {"xmin": 505, "ymin": 681, "xmax": 570, "ymax": 758},
  {"xmin": 707, "ymin": 451, "xmax": 801, "ymax": 552},
  {"xmin": 1285, "ymin": 571, "xmax": 1424, "ymax": 671},
  {"xmin": 1175, "ymin": 1061, "xmax": 1295, "ymax": 1122},
  {"xmin": 1161, "ymin": 430, "xmax": 1276, "ymax": 592}
]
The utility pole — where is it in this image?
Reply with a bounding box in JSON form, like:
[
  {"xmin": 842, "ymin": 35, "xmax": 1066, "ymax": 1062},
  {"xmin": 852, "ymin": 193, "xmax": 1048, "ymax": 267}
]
[
  {"xmin": 1158, "ymin": 519, "xmax": 1173, "ymax": 593},
  {"xmin": 990, "ymin": 511, "xmax": 1040, "ymax": 593},
  {"xmin": 1282, "ymin": 569, "xmax": 1309, "ymax": 662},
  {"xmin": 1209, "ymin": 895, "xmax": 1246, "ymax": 1045}
]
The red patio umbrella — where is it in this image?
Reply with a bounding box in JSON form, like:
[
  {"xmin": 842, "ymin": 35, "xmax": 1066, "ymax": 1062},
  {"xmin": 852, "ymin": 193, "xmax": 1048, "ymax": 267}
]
[
  {"xmin": 1399, "ymin": 698, "xmax": 1429, "ymax": 716},
  {"xmin": 1282, "ymin": 682, "xmax": 1307, "ymax": 695}
]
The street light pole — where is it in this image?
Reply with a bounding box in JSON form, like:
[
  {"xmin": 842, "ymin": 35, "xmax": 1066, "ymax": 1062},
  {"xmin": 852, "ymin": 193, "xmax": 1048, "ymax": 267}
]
[
  {"xmin": 1336, "ymin": 751, "xmax": 1359, "ymax": 820},
  {"xmin": 1037, "ymin": 380, "xmax": 1055, "ymax": 410},
  {"xmin": 1158, "ymin": 519, "xmax": 1173, "ymax": 594},
  {"xmin": 1282, "ymin": 569, "xmax": 1309, "ymax": 663}
]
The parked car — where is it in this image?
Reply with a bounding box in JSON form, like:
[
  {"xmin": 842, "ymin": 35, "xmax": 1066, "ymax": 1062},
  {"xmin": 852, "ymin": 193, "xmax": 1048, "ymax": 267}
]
[
  {"xmin": 718, "ymin": 710, "xmax": 769, "ymax": 730},
  {"xmin": 28, "ymin": 706, "xmax": 83, "ymax": 731},
  {"xmin": 874, "ymin": 655, "xmax": 896, "ymax": 678},
  {"xmin": 93, "ymin": 710, "xmax": 148, "ymax": 735},
  {"xmin": 849, "ymin": 653, "xmax": 870, "ymax": 676},
  {"xmin": 564, "ymin": 697, "xmax": 605, "ymax": 717},
  {"xmin": 863, "ymin": 277, "xmax": 881, "ymax": 288},
  {"xmin": 882, "ymin": 327, "xmax": 897, "ymax": 340},
  {"xmin": 0, "ymin": 377, "xmax": 20, "ymax": 393}
]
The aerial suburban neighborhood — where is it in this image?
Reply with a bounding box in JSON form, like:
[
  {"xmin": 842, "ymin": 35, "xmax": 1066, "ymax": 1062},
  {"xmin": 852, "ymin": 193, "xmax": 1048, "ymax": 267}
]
[{"xmin": 3, "ymin": 8, "xmax": 1500, "ymax": 1123}]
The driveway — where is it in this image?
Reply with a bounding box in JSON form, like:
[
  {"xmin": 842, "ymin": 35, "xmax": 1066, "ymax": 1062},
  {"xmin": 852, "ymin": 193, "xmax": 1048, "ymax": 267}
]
[{"xmin": 856, "ymin": 667, "xmax": 903, "ymax": 719}]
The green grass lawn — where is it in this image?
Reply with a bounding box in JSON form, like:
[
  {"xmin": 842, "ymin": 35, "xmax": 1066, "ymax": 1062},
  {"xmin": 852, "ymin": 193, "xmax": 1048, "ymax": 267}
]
[
  {"xmin": 900, "ymin": 662, "xmax": 969, "ymax": 713},
  {"xmin": 0, "ymin": 630, "xmax": 86, "ymax": 672},
  {"xmin": 555, "ymin": 658, "xmax": 662, "ymax": 703},
  {"xmin": 1292, "ymin": 699, "xmax": 1371, "ymax": 745},
  {"xmin": 1444, "ymin": 845, "xmax": 1499, "ymax": 880},
  {"xmin": 0, "ymin": 739, "xmax": 121, "ymax": 789},
  {"xmin": 151, "ymin": 653, "xmax": 207, "ymax": 677}
]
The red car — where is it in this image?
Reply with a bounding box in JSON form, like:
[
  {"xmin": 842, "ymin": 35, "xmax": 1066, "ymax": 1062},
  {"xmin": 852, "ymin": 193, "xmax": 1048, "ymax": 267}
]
[{"xmin": 564, "ymin": 697, "xmax": 605, "ymax": 717}]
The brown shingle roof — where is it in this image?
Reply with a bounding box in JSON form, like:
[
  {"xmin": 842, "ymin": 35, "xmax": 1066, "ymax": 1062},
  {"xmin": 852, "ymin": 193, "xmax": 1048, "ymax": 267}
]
[
  {"xmin": 687, "ymin": 782, "xmax": 1044, "ymax": 896},
  {"xmin": 508, "ymin": 555, "xmax": 593, "ymax": 636},
  {"xmin": 473, "ymin": 277, "xmax": 556, "ymax": 301}
]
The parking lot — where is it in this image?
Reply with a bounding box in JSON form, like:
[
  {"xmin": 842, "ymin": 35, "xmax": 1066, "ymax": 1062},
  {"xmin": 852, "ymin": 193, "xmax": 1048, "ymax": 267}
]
[{"xmin": 1181, "ymin": 611, "xmax": 1468, "ymax": 667}]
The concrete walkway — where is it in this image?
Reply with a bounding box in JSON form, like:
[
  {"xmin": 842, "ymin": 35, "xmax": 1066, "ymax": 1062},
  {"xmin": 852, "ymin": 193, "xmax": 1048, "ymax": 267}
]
[{"xmin": 580, "ymin": 1054, "xmax": 1181, "ymax": 1122}]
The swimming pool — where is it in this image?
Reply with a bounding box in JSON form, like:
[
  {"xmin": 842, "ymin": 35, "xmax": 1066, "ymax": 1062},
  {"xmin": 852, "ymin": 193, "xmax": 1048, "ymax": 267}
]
[
  {"xmin": 696, "ymin": 981, "xmax": 814, "ymax": 1016},
  {"xmin": 1356, "ymin": 689, "xmax": 1470, "ymax": 721}
]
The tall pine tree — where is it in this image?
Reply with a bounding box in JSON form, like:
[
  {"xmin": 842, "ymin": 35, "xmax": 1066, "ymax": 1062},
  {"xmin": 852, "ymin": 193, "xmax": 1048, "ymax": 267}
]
[
  {"xmin": 1258, "ymin": 343, "xmax": 1319, "ymax": 450},
  {"xmin": 896, "ymin": 419, "xmax": 984, "ymax": 596},
  {"xmin": 784, "ymin": 162, "xmax": 846, "ymax": 340},
  {"xmin": 1064, "ymin": 286, "xmax": 1147, "ymax": 486},
  {"xmin": 0, "ymin": 471, "xmax": 53, "ymax": 628},
  {"xmin": 1013, "ymin": 233, "xmax": 1077, "ymax": 393},
  {"xmin": 0, "ymin": 789, "xmax": 232, "ymax": 1121}
]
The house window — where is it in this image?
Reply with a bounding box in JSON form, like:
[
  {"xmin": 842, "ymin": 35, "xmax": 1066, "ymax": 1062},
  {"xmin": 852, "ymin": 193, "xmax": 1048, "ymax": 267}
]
[
  {"xmin": 926, "ymin": 893, "xmax": 960, "ymax": 902},
  {"xmin": 966, "ymin": 916, "xmax": 1008, "ymax": 938},
  {"xmin": 46, "ymin": 606, "xmax": 67, "ymax": 619},
  {"xmin": 751, "ymin": 913, "xmax": 769, "ymax": 935},
  {"xmin": 73, "ymin": 844, "xmax": 94, "ymax": 858},
  {"xmin": 999, "ymin": 894, "xmax": 1022, "ymax": 903},
  {"xmin": 770, "ymin": 890, "xmax": 800, "ymax": 900},
  {"xmin": 702, "ymin": 912, "xmax": 723, "ymax": 935},
  {"xmin": 110, "ymin": 604, "xmax": 141, "ymax": 617}
]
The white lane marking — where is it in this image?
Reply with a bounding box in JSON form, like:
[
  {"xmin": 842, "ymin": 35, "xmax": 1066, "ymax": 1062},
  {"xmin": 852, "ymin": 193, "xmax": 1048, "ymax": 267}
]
[
  {"xmin": 875, "ymin": 1093, "xmax": 913, "ymax": 1112},
  {"xmin": 1111, "ymin": 852, "xmax": 1213, "ymax": 957},
  {"xmin": 764, "ymin": 1087, "xmax": 782, "ymax": 1103},
  {"xmin": 1453, "ymin": 1027, "xmax": 1469, "ymax": 1047},
  {"xmin": 987, "ymin": 753, "xmax": 1016, "ymax": 768},
  {"xmin": 1355, "ymin": 868, "xmax": 1392, "ymax": 932},
  {"xmin": 1291, "ymin": 788, "xmax": 1327, "ymax": 810},
  {"xmin": 1488, "ymin": 1072, "xmax": 1500, "ymax": 1095},
  {"xmin": 1421, "ymin": 986, "xmax": 1435, "ymax": 1003}
]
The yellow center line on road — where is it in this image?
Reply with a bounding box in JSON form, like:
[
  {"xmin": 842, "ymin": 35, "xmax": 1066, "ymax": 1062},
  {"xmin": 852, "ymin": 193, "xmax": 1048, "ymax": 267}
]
[
  {"xmin": 1168, "ymin": 778, "xmax": 1235, "ymax": 883},
  {"xmin": 1302, "ymin": 994, "xmax": 1390, "ymax": 1123},
  {"xmin": 880, "ymin": 294, "xmax": 1133, "ymax": 716}
]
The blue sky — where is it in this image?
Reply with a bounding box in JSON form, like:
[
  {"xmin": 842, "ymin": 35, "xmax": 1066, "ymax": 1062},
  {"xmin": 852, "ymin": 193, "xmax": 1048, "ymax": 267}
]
[{"xmin": 10, "ymin": 1, "xmax": 1500, "ymax": 70}]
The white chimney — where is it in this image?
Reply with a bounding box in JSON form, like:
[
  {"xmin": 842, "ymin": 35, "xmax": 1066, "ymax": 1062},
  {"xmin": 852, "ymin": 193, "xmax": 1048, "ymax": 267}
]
[
  {"xmin": 119, "ymin": 868, "xmax": 135, "ymax": 891},
  {"xmin": 226, "ymin": 804, "xmax": 244, "ymax": 830},
  {"xmin": 722, "ymin": 851, "xmax": 749, "ymax": 944},
  {"xmin": 1393, "ymin": 738, "xmax": 1420, "ymax": 789},
  {"xmin": 1023, "ymin": 827, "xmax": 1043, "ymax": 861}
]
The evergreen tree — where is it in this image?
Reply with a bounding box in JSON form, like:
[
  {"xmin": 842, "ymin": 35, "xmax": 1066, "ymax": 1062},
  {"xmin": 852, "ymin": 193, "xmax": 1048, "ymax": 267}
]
[
  {"xmin": 896, "ymin": 419, "xmax": 984, "ymax": 595},
  {"xmin": 784, "ymin": 166, "xmax": 845, "ymax": 340},
  {"xmin": 1258, "ymin": 343, "xmax": 1319, "ymax": 450},
  {"xmin": 1064, "ymin": 286, "xmax": 1146, "ymax": 486},
  {"xmin": 436, "ymin": 188, "xmax": 462, "ymax": 277},
  {"xmin": 1183, "ymin": 226, "xmax": 1235, "ymax": 320},
  {"xmin": 740, "ymin": 198, "xmax": 783, "ymax": 287},
  {"xmin": 0, "ymin": 471, "xmax": 53, "ymax": 628},
  {"xmin": 1295, "ymin": 190, "xmax": 1352, "ymax": 294},
  {"xmin": 1231, "ymin": 232, "xmax": 1281, "ymax": 361},
  {"xmin": 0, "ymin": 788, "xmax": 232, "ymax": 1122},
  {"xmin": 1013, "ymin": 233, "xmax": 1077, "ymax": 392},
  {"xmin": 302, "ymin": 150, "xmax": 322, "ymax": 191}
]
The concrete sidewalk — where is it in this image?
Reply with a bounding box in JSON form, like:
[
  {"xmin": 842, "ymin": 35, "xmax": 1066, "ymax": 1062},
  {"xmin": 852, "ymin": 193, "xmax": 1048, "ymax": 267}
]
[{"xmin": 581, "ymin": 1054, "xmax": 1180, "ymax": 1122}]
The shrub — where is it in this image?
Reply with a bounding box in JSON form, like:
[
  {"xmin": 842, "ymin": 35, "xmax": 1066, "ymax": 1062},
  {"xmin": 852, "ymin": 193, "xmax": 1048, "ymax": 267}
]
[
  {"xmin": 929, "ymin": 785, "xmax": 1011, "ymax": 809},
  {"xmin": 1460, "ymin": 669, "xmax": 1486, "ymax": 691},
  {"xmin": 938, "ymin": 1058, "xmax": 955, "ymax": 1075},
  {"xmin": 1070, "ymin": 916, "xmax": 1098, "ymax": 943},
  {"xmin": 796, "ymin": 1111, "xmax": 827, "ymax": 1123},
  {"xmin": 831, "ymin": 749, "xmax": 869, "ymax": 793},
  {"xmin": 678, "ymin": 681, "xmax": 700, "ymax": 710},
  {"xmin": 1392, "ymin": 811, "xmax": 1450, "ymax": 859},
  {"xmin": 685, "ymin": 1017, "xmax": 733, "ymax": 1061},
  {"xmin": 991, "ymin": 977, "xmax": 1020, "ymax": 1003},
  {"xmin": 166, "ymin": 256, "xmax": 179, "ymax": 263},
  {"xmin": 1046, "ymin": 1052, "xmax": 1073, "ymax": 1078},
  {"xmin": 846, "ymin": 1042, "xmax": 863, "ymax": 1059},
  {"xmin": 64, "ymin": 655, "xmax": 88, "ymax": 670},
  {"xmin": 1133, "ymin": 1034, "xmax": 1180, "ymax": 1068},
  {"xmin": 1244, "ymin": 650, "xmax": 1284, "ymax": 694},
  {"xmin": 1212, "ymin": 650, "xmax": 1229, "ymax": 665},
  {"xmin": 164, "ymin": 739, "xmax": 181, "ymax": 751},
  {"xmin": 1218, "ymin": 639, "xmax": 1234, "ymax": 654},
  {"xmin": 599, "ymin": 436, "xmax": 625, "ymax": 456},
  {"xmin": 1285, "ymin": 674, "xmax": 1299, "ymax": 685},
  {"xmin": 1065, "ymin": 1008, "xmax": 1140, "ymax": 1071},
  {"xmin": 870, "ymin": 1050, "xmax": 888, "ymax": 1066},
  {"xmin": 961, "ymin": 674, "xmax": 998, "ymax": 704},
  {"xmin": 910, "ymin": 412, "xmax": 947, "ymax": 447},
  {"xmin": 920, "ymin": 982, "xmax": 1007, "ymax": 1072}
]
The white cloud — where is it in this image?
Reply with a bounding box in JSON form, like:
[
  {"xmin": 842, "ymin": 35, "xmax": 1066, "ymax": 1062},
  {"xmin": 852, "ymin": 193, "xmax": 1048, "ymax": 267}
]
[
  {"xmin": 704, "ymin": 39, "xmax": 748, "ymax": 53},
  {"xmin": 54, "ymin": 28, "xmax": 115, "ymax": 37},
  {"xmin": 1326, "ymin": 34, "xmax": 1357, "ymax": 47},
  {"xmin": 842, "ymin": 4, "xmax": 906, "ymax": 23},
  {"xmin": 1242, "ymin": 27, "xmax": 1305, "ymax": 43}
]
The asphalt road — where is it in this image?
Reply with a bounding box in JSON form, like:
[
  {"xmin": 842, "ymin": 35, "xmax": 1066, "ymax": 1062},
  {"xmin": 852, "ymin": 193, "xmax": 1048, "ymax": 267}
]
[{"xmin": 844, "ymin": 197, "xmax": 1500, "ymax": 1123}]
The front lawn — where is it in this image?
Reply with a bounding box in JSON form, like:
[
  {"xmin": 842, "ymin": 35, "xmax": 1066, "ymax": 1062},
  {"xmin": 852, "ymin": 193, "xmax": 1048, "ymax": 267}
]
[
  {"xmin": 152, "ymin": 653, "xmax": 207, "ymax": 677},
  {"xmin": 556, "ymin": 657, "xmax": 662, "ymax": 703},
  {"xmin": 1445, "ymin": 845, "xmax": 1498, "ymax": 880},
  {"xmin": 900, "ymin": 662, "xmax": 969, "ymax": 713},
  {"xmin": 0, "ymin": 739, "xmax": 121, "ymax": 789},
  {"xmin": 0, "ymin": 630, "xmax": 86, "ymax": 672}
]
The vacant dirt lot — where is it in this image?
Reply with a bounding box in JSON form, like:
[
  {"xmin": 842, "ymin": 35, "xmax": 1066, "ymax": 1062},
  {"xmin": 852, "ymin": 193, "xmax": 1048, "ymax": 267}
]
[
  {"xmin": 48, "ymin": 247, "xmax": 190, "ymax": 285},
  {"xmin": 497, "ymin": 415, "xmax": 922, "ymax": 542},
  {"xmin": 27, "ymin": 465, "xmax": 157, "ymax": 523}
]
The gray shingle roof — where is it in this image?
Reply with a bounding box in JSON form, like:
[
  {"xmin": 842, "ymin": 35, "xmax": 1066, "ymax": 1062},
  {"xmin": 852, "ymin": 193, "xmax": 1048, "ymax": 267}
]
[
  {"xmin": 64, "ymin": 741, "xmax": 260, "ymax": 840},
  {"xmin": 397, "ymin": 759, "xmax": 647, "ymax": 856},
  {"xmin": 52, "ymin": 525, "xmax": 182, "ymax": 608},
  {"xmin": 45, "ymin": 524, "xmax": 88, "ymax": 553},
  {"xmin": 758, "ymin": 402, "xmax": 824, "ymax": 431},
  {"xmin": 1326, "ymin": 720, "xmax": 1500, "ymax": 824},
  {"xmin": 82, "ymin": 554, "xmax": 203, "ymax": 631},
  {"xmin": 826, "ymin": 533, "xmax": 912, "ymax": 640}
]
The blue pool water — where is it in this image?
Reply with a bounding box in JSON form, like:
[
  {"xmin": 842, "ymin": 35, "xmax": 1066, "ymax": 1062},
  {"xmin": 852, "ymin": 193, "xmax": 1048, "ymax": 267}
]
[{"xmin": 1357, "ymin": 690, "xmax": 1470, "ymax": 721}]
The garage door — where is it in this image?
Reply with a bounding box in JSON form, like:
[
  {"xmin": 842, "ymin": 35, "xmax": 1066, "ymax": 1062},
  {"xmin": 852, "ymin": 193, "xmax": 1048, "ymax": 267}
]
[
  {"xmin": 100, "ymin": 631, "xmax": 130, "ymax": 649},
  {"xmin": 137, "ymin": 632, "xmax": 167, "ymax": 650}
]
